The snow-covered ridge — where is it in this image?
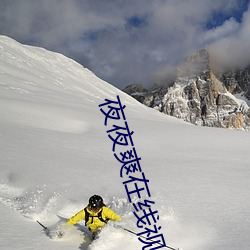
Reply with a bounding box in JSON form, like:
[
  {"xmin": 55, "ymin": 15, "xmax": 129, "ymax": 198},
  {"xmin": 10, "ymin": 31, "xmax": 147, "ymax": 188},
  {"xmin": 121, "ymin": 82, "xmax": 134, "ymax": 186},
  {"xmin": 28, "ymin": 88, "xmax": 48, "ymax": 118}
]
[
  {"xmin": 0, "ymin": 35, "xmax": 139, "ymax": 104},
  {"xmin": 0, "ymin": 35, "xmax": 152, "ymax": 133}
]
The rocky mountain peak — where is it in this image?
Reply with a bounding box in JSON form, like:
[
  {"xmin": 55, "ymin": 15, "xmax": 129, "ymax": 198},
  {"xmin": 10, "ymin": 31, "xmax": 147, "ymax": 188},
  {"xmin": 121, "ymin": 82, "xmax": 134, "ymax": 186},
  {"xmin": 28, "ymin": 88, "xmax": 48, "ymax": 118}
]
[
  {"xmin": 177, "ymin": 48, "xmax": 210, "ymax": 78},
  {"xmin": 123, "ymin": 49, "xmax": 250, "ymax": 130}
]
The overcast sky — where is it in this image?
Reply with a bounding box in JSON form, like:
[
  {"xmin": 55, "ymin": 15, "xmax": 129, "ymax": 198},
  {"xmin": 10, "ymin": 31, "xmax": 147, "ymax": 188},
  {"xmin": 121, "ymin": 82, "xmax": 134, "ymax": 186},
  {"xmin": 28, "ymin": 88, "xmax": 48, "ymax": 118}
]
[{"xmin": 0, "ymin": 0, "xmax": 249, "ymax": 89}]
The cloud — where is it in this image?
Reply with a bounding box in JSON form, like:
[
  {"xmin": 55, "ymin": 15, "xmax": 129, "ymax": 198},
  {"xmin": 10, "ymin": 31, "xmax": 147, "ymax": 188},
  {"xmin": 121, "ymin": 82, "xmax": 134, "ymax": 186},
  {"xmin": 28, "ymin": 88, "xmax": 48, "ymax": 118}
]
[
  {"xmin": 0, "ymin": 0, "xmax": 249, "ymax": 89},
  {"xmin": 200, "ymin": 18, "xmax": 240, "ymax": 45},
  {"xmin": 208, "ymin": 4, "xmax": 250, "ymax": 69}
]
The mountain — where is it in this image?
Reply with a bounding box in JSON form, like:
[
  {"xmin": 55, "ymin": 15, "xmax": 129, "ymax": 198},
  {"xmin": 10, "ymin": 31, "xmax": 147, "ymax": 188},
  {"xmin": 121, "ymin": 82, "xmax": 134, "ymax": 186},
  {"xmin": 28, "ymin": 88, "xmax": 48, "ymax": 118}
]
[
  {"xmin": 1, "ymin": 36, "xmax": 250, "ymax": 250},
  {"xmin": 123, "ymin": 49, "xmax": 250, "ymax": 130},
  {"xmin": 217, "ymin": 66, "xmax": 250, "ymax": 99}
]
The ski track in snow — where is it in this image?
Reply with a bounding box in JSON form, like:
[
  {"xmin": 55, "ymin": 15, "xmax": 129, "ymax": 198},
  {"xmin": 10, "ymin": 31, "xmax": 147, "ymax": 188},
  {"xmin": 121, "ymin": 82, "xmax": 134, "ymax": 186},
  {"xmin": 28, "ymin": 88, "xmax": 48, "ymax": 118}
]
[
  {"xmin": 0, "ymin": 181, "xmax": 62, "ymax": 221},
  {"xmin": 0, "ymin": 181, "xmax": 144, "ymax": 249},
  {"xmin": 0, "ymin": 179, "xmax": 209, "ymax": 250}
]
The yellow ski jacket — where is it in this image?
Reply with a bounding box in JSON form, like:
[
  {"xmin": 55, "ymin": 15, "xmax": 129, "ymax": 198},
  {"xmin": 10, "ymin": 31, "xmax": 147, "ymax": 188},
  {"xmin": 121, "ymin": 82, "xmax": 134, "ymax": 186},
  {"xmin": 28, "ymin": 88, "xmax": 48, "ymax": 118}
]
[{"xmin": 67, "ymin": 206, "xmax": 121, "ymax": 233}]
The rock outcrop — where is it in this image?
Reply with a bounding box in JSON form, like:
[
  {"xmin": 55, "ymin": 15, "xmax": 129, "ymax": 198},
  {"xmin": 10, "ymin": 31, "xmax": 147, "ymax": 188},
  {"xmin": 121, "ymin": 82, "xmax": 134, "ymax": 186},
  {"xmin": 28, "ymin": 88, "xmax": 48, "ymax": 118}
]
[{"xmin": 123, "ymin": 49, "xmax": 250, "ymax": 130}]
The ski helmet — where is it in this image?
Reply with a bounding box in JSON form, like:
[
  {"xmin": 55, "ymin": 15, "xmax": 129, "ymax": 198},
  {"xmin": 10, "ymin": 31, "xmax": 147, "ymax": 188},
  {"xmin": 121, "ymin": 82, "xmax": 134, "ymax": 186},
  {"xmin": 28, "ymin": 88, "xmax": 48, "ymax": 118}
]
[{"xmin": 89, "ymin": 195, "xmax": 104, "ymax": 211}]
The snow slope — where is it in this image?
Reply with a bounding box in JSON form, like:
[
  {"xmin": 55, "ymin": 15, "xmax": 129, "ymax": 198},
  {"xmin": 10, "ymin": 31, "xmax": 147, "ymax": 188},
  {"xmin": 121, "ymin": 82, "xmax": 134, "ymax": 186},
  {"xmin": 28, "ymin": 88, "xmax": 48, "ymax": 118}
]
[{"xmin": 0, "ymin": 35, "xmax": 250, "ymax": 250}]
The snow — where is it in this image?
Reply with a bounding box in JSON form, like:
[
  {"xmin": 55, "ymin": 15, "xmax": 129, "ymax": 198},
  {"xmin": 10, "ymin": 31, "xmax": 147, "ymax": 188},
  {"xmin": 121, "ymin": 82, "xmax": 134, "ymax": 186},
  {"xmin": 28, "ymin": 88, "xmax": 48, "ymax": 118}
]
[
  {"xmin": 234, "ymin": 93, "xmax": 250, "ymax": 107},
  {"xmin": 0, "ymin": 35, "xmax": 250, "ymax": 250}
]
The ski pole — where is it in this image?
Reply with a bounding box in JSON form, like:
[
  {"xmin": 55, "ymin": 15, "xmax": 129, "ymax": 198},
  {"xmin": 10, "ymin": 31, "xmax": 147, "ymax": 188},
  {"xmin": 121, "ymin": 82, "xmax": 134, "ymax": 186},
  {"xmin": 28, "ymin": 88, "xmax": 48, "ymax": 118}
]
[
  {"xmin": 122, "ymin": 227, "xmax": 180, "ymax": 250},
  {"xmin": 37, "ymin": 220, "xmax": 48, "ymax": 230},
  {"xmin": 37, "ymin": 220, "xmax": 50, "ymax": 233}
]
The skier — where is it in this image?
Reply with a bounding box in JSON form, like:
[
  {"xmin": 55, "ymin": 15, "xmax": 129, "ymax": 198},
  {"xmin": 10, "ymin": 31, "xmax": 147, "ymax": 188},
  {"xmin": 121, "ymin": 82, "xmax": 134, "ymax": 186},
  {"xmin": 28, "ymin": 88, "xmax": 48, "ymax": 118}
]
[{"xmin": 66, "ymin": 194, "xmax": 121, "ymax": 239}]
